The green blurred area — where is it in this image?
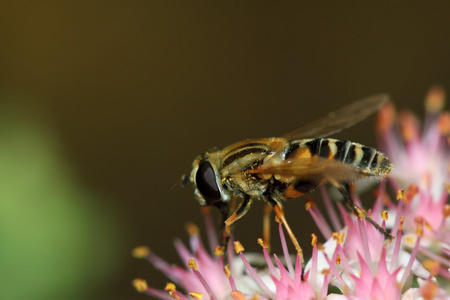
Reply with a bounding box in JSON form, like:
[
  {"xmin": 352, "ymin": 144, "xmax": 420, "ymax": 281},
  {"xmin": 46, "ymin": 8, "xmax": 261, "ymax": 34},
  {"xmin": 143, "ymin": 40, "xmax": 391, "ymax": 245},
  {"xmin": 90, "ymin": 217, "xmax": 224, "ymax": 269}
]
[{"xmin": 0, "ymin": 98, "xmax": 120, "ymax": 299}]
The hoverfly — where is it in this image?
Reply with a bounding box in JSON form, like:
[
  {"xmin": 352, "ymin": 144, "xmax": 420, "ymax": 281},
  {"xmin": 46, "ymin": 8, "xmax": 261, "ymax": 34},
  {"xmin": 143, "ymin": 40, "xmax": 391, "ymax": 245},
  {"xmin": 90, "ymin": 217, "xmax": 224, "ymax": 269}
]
[{"xmin": 182, "ymin": 95, "xmax": 393, "ymax": 263}]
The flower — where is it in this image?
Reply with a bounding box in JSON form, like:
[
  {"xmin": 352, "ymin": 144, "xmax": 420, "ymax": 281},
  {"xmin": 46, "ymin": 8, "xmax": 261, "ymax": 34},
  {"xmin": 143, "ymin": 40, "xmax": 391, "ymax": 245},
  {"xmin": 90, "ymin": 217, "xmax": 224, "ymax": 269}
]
[
  {"xmin": 133, "ymin": 205, "xmax": 436, "ymax": 299},
  {"xmin": 376, "ymin": 87, "xmax": 450, "ymax": 281},
  {"xmin": 376, "ymin": 86, "xmax": 449, "ymax": 199},
  {"xmin": 305, "ymin": 188, "xmax": 431, "ymax": 299},
  {"xmin": 132, "ymin": 208, "xmax": 261, "ymax": 299},
  {"xmin": 132, "ymin": 207, "xmax": 334, "ymax": 299}
]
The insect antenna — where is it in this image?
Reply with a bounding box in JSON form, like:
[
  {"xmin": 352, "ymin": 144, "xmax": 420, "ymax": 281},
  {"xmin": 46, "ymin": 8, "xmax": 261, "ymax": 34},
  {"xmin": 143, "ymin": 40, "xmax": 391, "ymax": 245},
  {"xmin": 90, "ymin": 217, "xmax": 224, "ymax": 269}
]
[{"xmin": 171, "ymin": 174, "xmax": 190, "ymax": 190}]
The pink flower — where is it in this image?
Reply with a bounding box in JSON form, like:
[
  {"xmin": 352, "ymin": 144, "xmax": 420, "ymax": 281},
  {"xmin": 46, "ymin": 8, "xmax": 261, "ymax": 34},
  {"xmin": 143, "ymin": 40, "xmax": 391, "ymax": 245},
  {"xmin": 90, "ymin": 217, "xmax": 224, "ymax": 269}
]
[
  {"xmin": 306, "ymin": 188, "xmax": 430, "ymax": 298},
  {"xmin": 132, "ymin": 208, "xmax": 335, "ymax": 299},
  {"xmin": 132, "ymin": 199, "xmax": 436, "ymax": 299},
  {"xmin": 376, "ymin": 86, "xmax": 449, "ymax": 199},
  {"xmin": 377, "ymin": 87, "xmax": 450, "ymax": 280},
  {"xmin": 340, "ymin": 248, "xmax": 403, "ymax": 300},
  {"xmin": 132, "ymin": 209, "xmax": 266, "ymax": 299},
  {"xmin": 234, "ymin": 225, "xmax": 335, "ymax": 300}
]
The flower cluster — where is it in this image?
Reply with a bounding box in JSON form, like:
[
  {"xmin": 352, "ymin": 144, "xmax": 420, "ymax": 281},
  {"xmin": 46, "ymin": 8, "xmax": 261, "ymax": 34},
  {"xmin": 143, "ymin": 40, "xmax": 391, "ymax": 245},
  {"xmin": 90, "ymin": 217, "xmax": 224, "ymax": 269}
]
[
  {"xmin": 376, "ymin": 86, "xmax": 450, "ymax": 283},
  {"xmin": 133, "ymin": 88, "xmax": 450, "ymax": 299}
]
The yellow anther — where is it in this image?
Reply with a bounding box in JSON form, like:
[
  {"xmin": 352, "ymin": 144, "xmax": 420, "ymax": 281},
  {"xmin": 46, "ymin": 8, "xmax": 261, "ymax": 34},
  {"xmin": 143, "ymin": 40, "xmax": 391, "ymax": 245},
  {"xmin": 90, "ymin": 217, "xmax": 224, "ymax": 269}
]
[
  {"xmin": 405, "ymin": 184, "xmax": 419, "ymax": 204},
  {"xmin": 336, "ymin": 254, "xmax": 341, "ymax": 265},
  {"xmin": 250, "ymin": 293, "xmax": 260, "ymax": 300},
  {"xmin": 311, "ymin": 233, "xmax": 318, "ymax": 247},
  {"xmin": 332, "ymin": 232, "xmax": 345, "ymax": 244},
  {"xmin": 425, "ymin": 86, "xmax": 446, "ymax": 113},
  {"xmin": 399, "ymin": 112, "xmax": 418, "ymax": 141},
  {"xmin": 188, "ymin": 258, "xmax": 198, "ymax": 271},
  {"xmin": 381, "ymin": 210, "xmax": 389, "ymax": 221},
  {"xmin": 376, "ymin": 102, "xmax": 396, "ymax": 133},
  {"xmin": 224, "ymin": 264, "xmax": 231, "ymax": 277},
  {"xmin": 214, "ymin": 246, "xmax": 224, "ymax": 257},
  {"xmin": 257, "ymin": 238, "xmax": 269, "ymax": 249},
  {"xmin": 438, "ymin": 112, "xmax": 450, "ymax": 136},
  {"xmin": 422, "ymin": 259, "xmax": 441, "ymax": 276},
  {"xmin": 230, "ymin": 290, "xmax": 246, "ymax": 300},
  {"xmin": 443, "ymin": 204, "xmax": 450, "ymax": 218},
  {"xmin": 416, "ymin": 224, "xmax": 423, "ymax": 237},
  {"xmin": 185, "ymin": 222, "xmax": 199, "ymax": 236},
  {"xmin": 396, "ymin": 189, "xmax": 405, "ymax": 200},
  {"xmin": 164, "ymin": 282, "xmax": 177, "ymax": 292},
  {"xmin": 321, "ymin": 269, "xmax": 330, "ymax": 275},
  {"xmin": 305, "ymin": 197, "xmax": 316, "ymax": 211},
  {"xmin": 420, "ymin": 281, "xmax": 439, "ymax": 300},
  {"xmin": 132, "ymin": 246, "xmax": 150, "ymax": 259},
  {"xmin": 234, "ymin": 241, "xmax": 245, "ymax": 253},
  {"xmin": 405, "ymin": 235, "xmax": 416, "ymax": 245},
  {"xmin": 189, "ymin": 292, "xmax": 204, "ymax": 300},
  {"xmin": 132, "ymin": 279, "xmax": 148, "ymax": 293}
]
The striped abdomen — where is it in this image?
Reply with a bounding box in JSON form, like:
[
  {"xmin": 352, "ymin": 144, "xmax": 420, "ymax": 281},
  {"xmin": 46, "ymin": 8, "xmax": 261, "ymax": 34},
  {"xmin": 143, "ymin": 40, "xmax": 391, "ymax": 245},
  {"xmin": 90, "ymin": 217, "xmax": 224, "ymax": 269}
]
[{"xmin": 285, "ymin": 138, "xmax": 391, "ymax": 176}]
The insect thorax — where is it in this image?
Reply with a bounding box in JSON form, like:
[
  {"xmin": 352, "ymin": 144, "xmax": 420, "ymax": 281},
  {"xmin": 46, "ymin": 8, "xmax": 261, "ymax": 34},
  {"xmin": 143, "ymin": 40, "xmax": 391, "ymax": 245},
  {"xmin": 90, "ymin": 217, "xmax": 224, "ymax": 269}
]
[{"xmin": 217, "ymin": 139, "xmax": 275, "ymax": 199}]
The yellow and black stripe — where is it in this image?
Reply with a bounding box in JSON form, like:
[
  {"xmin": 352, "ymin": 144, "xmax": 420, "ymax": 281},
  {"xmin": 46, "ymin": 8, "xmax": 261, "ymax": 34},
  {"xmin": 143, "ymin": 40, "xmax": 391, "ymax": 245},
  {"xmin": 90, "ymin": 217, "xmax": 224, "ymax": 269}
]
[
  {"xmin": 221, "ymin": 141, "xmax": 270, "ymax": 169},
  {"xmin": 285, "ymin": 138, "xmax": 391, "ymax": 176}
]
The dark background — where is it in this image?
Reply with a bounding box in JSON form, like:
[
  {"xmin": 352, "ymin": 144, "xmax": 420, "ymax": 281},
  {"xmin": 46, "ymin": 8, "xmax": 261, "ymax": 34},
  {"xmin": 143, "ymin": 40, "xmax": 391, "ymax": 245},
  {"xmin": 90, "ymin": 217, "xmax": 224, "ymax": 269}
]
[{"xmin": 1, "ymin": 1, "xmax": 449, "ymax": 299}]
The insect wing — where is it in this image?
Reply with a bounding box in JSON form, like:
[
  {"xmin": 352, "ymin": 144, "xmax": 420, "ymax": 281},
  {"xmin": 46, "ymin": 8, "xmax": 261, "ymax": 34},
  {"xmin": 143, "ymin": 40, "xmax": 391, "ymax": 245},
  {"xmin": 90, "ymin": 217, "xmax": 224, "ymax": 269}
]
[
  {"xmin": 283, "ymin": 94, "xmax": 390, "ymax": 140},
  {"xmin": 249, "ymin": 156, "xmax": 362, "ymax": 183}
]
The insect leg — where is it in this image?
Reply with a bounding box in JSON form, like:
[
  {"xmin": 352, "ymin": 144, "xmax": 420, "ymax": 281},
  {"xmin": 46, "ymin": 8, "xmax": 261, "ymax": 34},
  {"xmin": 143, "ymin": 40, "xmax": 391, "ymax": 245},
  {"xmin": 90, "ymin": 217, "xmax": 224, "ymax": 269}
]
[
  {"xmin": 263, "ymin": 203, "xmax": 272, "ymax": 251},
  {"xmin": 224, "ymin": 196, "xmax": 253, "ymax": 236},
  {"xmin": 336, "ymin": 183, "xmax": 394, "ymax": 241},
  {"xmin": 267, "ymin": 197, "xmax": 304, "ymax": 264}
]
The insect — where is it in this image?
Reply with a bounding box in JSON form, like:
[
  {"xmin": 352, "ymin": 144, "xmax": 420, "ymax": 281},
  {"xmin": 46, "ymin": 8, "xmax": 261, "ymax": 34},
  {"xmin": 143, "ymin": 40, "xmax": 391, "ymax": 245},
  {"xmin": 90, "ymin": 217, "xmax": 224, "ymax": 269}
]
[{"xmin": 182, "ymin": 95, "xmax": 393, "ymax": 263}]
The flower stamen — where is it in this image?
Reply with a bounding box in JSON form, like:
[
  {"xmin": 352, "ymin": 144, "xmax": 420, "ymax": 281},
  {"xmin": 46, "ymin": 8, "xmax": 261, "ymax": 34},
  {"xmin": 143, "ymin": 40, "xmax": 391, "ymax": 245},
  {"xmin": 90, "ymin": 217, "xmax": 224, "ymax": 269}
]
[
  {"xmin": 224, "ymin": 264, "xmax": 238, "ymax": 291},
  {"xmin": 132, "ymin": 246, "xmax": 151, "ymax": 259},
  {"xmin": 187, "ymin": 258, "xmax": 217, "ymax": 300},
  {"xmin": 425, "ymin": 86, "xmax": 446, "ymax": 113},
  {"xmin": 189, "ymin": 292, "xmax": 204, "ymax": 300},
  {"xmin": 279, "ymin": 223, "xmax": 295, "ymax": 276},
  {"xmin": 235, "ymin": 241, "xmax": 276, "ymax": 298},
  {"xmin": 132, "ymin": 278, "xmax": 148, "ymax": 293},
  {"xmin": 165, "ymin": 282, "xmax": 177, "ymax": 292},
  {"xmin": 258, "ymin": 238, "xmax": 278, "ymax": 277},
  {"xmin": 399, "ymin": 231, "xmax": 422, "ymax": 286}
]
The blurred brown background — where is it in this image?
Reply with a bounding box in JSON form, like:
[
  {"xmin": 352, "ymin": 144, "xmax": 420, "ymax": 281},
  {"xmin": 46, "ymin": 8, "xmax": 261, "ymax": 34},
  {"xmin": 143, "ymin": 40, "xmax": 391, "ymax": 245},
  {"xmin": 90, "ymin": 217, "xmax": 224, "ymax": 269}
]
[{"xmin": 1, "ymin": 1, "xmax": 449, "ymax": 299}]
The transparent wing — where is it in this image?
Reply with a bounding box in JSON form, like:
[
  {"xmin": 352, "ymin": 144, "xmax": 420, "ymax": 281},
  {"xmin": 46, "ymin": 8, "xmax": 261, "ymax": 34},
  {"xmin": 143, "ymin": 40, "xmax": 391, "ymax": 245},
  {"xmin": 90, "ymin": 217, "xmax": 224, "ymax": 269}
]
[
  {"xmin": 283, "ymin": 94, "xmax": 390, "ymax": 140},
  {"xmin": 248, "ymin": 156, "xmax": 362, "ymax": 183}
]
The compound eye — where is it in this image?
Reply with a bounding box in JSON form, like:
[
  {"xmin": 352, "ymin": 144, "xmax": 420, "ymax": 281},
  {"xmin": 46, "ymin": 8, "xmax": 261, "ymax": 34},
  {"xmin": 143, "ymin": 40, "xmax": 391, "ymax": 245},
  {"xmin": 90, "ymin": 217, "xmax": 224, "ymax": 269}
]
[{"xmin": 196, "ymin": 161, "xmax": 221, "ymax": 205}]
